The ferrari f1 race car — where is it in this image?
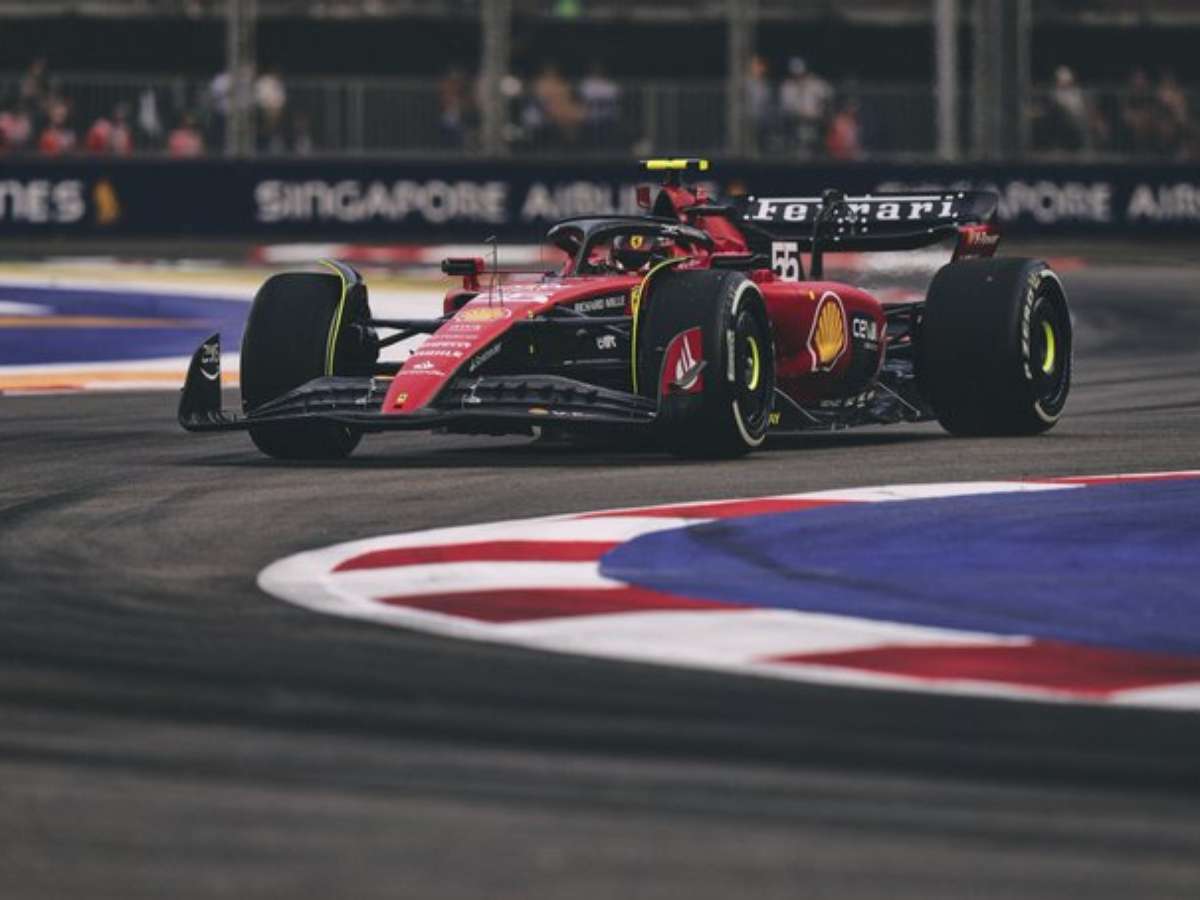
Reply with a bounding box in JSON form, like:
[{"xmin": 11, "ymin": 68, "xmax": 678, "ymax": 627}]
[{"xmin": 179, "ymin": 159, "xmax": 1072, "ymax": 459}]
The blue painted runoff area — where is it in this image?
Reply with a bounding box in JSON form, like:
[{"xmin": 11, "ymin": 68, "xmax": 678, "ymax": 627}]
[
  {"xmin": 0, "ymin": 283, "xmax": 249, "ymax": 366},
  {"xmin": 600, "ymin": 479, "xmax": 1200, "ymax": 656}
]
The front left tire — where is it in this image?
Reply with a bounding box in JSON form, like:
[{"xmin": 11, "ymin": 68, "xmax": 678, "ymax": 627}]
[{"xmin": 240, "ymin": 270, "xmax": 374, "ymax": 460}]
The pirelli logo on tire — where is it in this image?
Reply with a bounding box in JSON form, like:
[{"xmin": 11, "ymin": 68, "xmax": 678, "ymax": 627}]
[{"xmin": 1021, "ymin": 273, "xmax": 1038, "ymax": 381}]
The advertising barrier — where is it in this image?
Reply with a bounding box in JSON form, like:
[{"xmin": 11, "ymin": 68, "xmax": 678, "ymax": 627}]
[{"xmin": 3, "ymin": 159, "xmax": 1200, "ymax": 240}]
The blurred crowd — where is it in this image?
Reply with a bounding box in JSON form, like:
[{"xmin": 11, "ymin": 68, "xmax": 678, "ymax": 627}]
[
  {"xmin": 436, "ymin": 56, "xmax": 1200, "ymax": 161},
  {"xmin": 1032, "ymin": 65, "xmax": 1197, "ymax": 158},
  {"xmin": 743, "ymin": 55, "xmax": 861, "ymax": 159},
  {"xmin": 437, "ymin": 60, "xmax": 624, "ymax": 152},
  {"xmin": 436, "ymin": 55, "xmax": 857, "ymax": 158},
  {"xmin": 0, "ymin": 58, "xmax": 313, "ymax": 157},
  {"xmin": 3, "ymin": 55, "xmax": 1196, "ymax": 160}
]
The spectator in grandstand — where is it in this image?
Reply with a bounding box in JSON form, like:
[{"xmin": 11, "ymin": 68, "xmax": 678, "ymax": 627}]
[
  {"xmin": 1038, "ymin": 65, "xmax": 1089, "ymax": 153},
  {"xmin": 167, "ymin": 113, "xmax": 204, "ymax": 158},
  {"xmin": 84, "ymin": 104, "xmax": 134, "ymax": 156},
  {"xmin": 743, "ymin": 54, "xmax": 773, "ymax": 153},
  {"xmin": 18, "ymin": 58, "xmax": 50, "ymax": 111},
  {"xmin": 83, "ymin": 117, "xmax": 112, "ymax": 155},
  {"xmin": 208, "ymin": 63, "xmax": 254, "ymax": 151},
  {"xmin": 0, "ymin": 104, "xmax": 34, "ymax": 153},
  {"xmin": 825, "ymin": 97, "xmax": 863, "ymax": 160},
  {"xmin": 137, "ymin": 88, "xmax": 164, "ymax": 150},
  {"xmin": 579, "ymin": 60, "xmax": 621, "ymax": 149},
  {"xmin": 511, "ymin": 78, "xmax": 542, "ymax": 147},
  {"xmin": 256, "ymin": 67, "xmax": 288, "ymax": 153},
  {"xmin": 531, "ymin": 62, "xmax": 585, "ymax": 147},
  {"xmin": 495, "ymin": 73, "xmax": 531, "ymax": 147},
  {"xmin": 37, "ymin": 97, "xmax": 76, "ymax": 156},
  {"xmin": 438, "ymin": 64, "xmax": 477, "ymax": 148},
  {"xmin": 208, "ymin": 69, "xmax": 232, "ymax": 149},
  {"xmin": 112, "ymin": 105, "xmax": 135, "ymax": 155},
  {"xmin": 1154, "ymin": 70, "xmax": 1191, "ymax": 157},
  {"xmin": 1118, "ymin": 67, "xmax": 1156, "ymax": 155},
  {"xmin": 779, "ymin": 56, "xmax": 832, "ymax": 158}
]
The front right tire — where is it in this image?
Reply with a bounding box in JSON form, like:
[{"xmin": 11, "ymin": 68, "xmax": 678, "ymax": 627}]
[{"xmin": 636, "ymin": 269, "xmax": 775, "ymax": 458}]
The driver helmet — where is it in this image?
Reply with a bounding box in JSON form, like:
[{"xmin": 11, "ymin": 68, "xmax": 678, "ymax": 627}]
[{"xmin": 611, "ymin": 233, "xmax": 669, "ymax": 272}]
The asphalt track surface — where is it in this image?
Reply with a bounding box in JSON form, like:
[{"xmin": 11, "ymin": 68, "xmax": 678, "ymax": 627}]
[{"xmin": 3, "ymin": 261, "xmax": 1200, "ymax": 899}]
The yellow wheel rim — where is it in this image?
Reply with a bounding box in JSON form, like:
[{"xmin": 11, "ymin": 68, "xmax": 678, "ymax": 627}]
[
  {"xmin": 745, "ymin": 335, "xmax": 761, "ymax": 391},
  {"xmin": 1041, "ymin": 320, "xmax": 1057, "ymax": 374}
]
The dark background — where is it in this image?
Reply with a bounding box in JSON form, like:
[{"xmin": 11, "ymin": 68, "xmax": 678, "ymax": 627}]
[{"xmin": 4, "ymin": 16, "xmax": 1200, "ymax": 81}]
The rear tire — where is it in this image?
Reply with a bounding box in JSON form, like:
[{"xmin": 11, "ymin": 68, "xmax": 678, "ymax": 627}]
[
  {"xmin": 636, "ymin": 270, "xmax": 775, "ymax": 458},
  {"xmin": 918, "ymin": 258, "xmax": 1071, "ymax": 436},
  {"xmin": 241, "ymin": 270, "xmax": 373, "ymax": 460}
]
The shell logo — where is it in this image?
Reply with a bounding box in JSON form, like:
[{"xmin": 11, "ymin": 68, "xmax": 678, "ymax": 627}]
[
  {"xmin": 808, "ymin": 291, "xmax": 847, "ymax": 371},
  {"xmin": 92, "ymin": 179, "xmax": 122, "ymax": 226},
  {"xmin": 456, "ymin": 305, "xmax": 512, "ymax": 323}
]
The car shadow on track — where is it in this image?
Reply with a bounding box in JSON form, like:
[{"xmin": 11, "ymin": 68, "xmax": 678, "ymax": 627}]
[
  {"xmin": 184, "ymin": 428, "xmax": 947, "ymax": 470},
  {"xmin": 761, "ymin": 429, "xmax": 945, "ymax": 453}
]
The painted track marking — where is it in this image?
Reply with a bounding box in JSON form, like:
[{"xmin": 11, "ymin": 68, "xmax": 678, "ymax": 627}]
[{"xmin": 260, "ymin": 472, "xmax": 1200, "ymax": 711}]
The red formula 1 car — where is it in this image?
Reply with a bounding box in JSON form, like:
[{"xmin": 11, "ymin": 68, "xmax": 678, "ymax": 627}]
[{"xmin": 180, "ymin": 159, "xmax": 1071, "ymax": 459}]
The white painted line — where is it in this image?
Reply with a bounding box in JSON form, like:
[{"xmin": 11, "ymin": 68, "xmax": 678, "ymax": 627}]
[
  {"xmin": 329, "ymin": 561, "xmax": 620, "ymax": 600},
  {"xmin": 1112, "ymin": 682, "xmax": 1200, "ymax": 709},
  {"xmin": 504, "ymin": 608, "xmax": 1026, "ymax": 660}
]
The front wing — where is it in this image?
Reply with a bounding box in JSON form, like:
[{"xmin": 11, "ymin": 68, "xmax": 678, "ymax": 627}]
[{"xmin": 178, "ymin": 334, "xmax": 659, "ymax": 435}]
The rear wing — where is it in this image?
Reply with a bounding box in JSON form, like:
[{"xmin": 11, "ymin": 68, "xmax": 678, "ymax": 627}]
[{"xmin": 737, "ymin": 190, "xmax": 999, "ymax": 252}]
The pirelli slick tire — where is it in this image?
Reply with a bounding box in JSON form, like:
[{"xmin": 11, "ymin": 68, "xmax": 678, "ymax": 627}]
[
  {"xmin": 918, "ymin": 257, "xmax": 1072, "ymax": 437},
  {"xmin": 240, "ymin": 270, "xmax": 373, "ymax": 460},
  {"xmin": 636, "ymin": 269, "xmax": 775, "ymax": 458}
]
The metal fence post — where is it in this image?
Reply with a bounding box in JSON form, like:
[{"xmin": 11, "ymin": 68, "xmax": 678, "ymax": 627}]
[
  {"xmin": 973, "ymin": 0, "xmax": 1030, "ymax": 161},
  {"xmin": 1014, "ymin": 0, "xmax": 1032, "ymax": 158},
  {"xmin": 934, "ymin": 0, "xmax": 959, "ymax": 161},
  {"xmin": 726, "ymin": 0, "xmax": 753, "ymax": 158},
  {"xmin": 480, "ymin": 0, "xmax": 512, "ymax": 157},
  {"xmin": 225, "ymin": 0, "xmax": 256, "ymax": 157},
  {"xmin": 643, "ymin": 84, "xmax": 658, "ymax": 154},
  {"xmin": 325, "ymin": 81, "xmax": 340, "ymax": 152},
  {"xmin": 351, "ymin": 82, "xmax": 365, "ymax": 154}
]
